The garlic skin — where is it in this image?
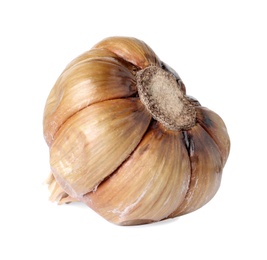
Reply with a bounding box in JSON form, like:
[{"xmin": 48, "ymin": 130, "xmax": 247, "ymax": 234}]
[
  {"xmin": 83, "ymin": 122, "xmax": 191, "ymax": 225},
  {"xmin": 50, "ymin": 99, "xmax": 151, "ymax": 198},
  {"xmin": 43, "ymin": 36, "xmax": 230, "ymax": 225}
]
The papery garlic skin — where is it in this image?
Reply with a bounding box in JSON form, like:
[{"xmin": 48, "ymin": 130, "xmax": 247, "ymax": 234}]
[
  {"xmin": 50, "ymin": 99, "xmax": 151, "ymax": 198},
  {"xmin": 44, "ymin": 36, "xmax": 230, "ymax": 225},
  {"xmin": 83, "ymin": 122, "xmax": 191, "ymax": 225}
]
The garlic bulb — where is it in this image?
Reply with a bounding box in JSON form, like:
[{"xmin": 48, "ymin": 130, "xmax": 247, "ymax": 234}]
[{"xmin": 44, "ymin": 36, "xmax": 230, "ymax": 225}]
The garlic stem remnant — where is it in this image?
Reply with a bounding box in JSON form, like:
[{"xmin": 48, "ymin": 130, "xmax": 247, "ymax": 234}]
[{"xmin": 136, "ymin": 66, "xmax": 196, "ymax": 131}]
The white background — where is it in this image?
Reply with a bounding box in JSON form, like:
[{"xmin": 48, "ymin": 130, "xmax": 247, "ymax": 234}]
[{"xmin": 1, "ymin": 0, "xmax": 266, "ymax": 259}]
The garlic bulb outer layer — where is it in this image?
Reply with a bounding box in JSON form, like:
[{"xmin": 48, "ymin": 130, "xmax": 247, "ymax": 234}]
[{"xmin": 43, "ymin": 36, "xmax": 230, "ymax": 225}]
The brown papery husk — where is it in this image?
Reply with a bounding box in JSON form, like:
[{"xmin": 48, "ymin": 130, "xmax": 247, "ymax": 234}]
[
  {"xmin": 82, "ymin": 122, "xmax": 191, "ymax": 225},
  {"xmin": 43, "ymin": 54, "xmax": 137, "ymax": 147},
  {"xmin": 196, "ymin": 107, "xmax": 230, "ymax": 166},
  {"xmin": 93, "ymin": 36, "xmax": 161, "ymax": 69},
  {"xmin": 169, "ymin": 123, "xmax": 223, "ymax": 217},
  {"xmin": 50, "ymin": 98, "xmax": 151, "ymax": 199}
]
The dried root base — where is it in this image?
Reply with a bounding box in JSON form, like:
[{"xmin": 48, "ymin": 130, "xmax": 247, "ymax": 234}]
[{"xmin": 46, "ymin": 173, "xmax": 77, "ymax": 204}]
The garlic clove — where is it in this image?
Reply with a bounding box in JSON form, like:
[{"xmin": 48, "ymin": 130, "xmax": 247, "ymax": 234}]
[
  {"xmin": 43, "ymin": 56, "xmax": 137, "ymax": 146},
  {"xmin": 196, "ymin": 107, "xmax": 230, "ymax": 166},
  {"xmin": 169, "ymin": 124, "xmax": 223, "ymax": 217},
  {"xmin": 64, "ymin": 48, "xmax": 119, "ymax": 71},
  {"xmin": 50, "ymin": 98, "xmax": 151, "ymax": 199},
  {"xmin": 83, "ymin": 122, "xmax": 191, "ymax": 225},
  {"xmin": 64, "ymin": 48, "xmax": 138, "ymax": 75},
  {"xmin": 93, "ymin": 36, "xmax": 161, "ymax": 69}
]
